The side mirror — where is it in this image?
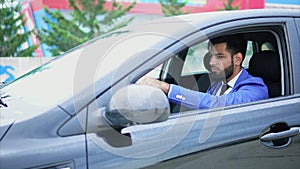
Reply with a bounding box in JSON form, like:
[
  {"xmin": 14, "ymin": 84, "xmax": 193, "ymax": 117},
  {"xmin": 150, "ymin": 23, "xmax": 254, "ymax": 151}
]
[{"xmin": 104, "ymin": 84, "xmax": 170, "ymax": 128}]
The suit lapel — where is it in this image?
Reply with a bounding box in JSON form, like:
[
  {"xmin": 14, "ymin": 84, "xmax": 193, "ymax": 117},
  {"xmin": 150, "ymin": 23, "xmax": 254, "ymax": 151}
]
[{"xmin": 233, "ymin": 68, "xmax": 249, "ymax": 89}]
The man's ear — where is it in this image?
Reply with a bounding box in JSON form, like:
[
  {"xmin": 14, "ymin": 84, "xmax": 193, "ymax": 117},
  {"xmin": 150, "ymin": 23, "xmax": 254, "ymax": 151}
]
[{"xmin": 234, "ymin": 52, "xmax": 243, "ymax": 65}]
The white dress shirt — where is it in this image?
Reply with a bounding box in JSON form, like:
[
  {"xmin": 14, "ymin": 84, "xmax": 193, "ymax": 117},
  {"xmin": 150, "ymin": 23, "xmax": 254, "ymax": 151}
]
[{"xmin": 216, "ymin": 69, "xmax": 243, "ymax": 96}]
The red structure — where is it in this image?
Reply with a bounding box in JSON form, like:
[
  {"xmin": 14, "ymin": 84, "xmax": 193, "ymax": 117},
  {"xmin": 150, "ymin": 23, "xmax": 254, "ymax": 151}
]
[
  {"xmin": 20, "ymin": 0, "xmax": 265, "ymax": 57},
  {"xmin": 26, "ymin": 0, "xmax": 264, "ymax": 14}
]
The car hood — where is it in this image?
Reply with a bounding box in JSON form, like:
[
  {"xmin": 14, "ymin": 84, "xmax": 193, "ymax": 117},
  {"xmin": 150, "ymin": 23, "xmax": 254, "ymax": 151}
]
[
  {"xmin": 0, "ymin": 92, "xmax": 60, "ymax": 140},
  {"xmin": 0, "ymin": 90, "xmax": 73, "ymax": 143},
  {"xmin": 0, "ymin": 109, "xmax": 14, "ymax": 141}
]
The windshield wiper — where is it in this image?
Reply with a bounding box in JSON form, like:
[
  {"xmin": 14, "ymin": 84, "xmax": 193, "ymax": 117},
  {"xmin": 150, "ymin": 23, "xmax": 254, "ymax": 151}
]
[
  {"xmin": 0, "ymin": 82, "xmax": 8, "ymax": 108},
  {"xmin": 0, "ymin": 97, "xmax": 7, "ymax": 108},
  {"xmin": 0, "ymin": 82, "xmax": 6, "ymax": 88}
]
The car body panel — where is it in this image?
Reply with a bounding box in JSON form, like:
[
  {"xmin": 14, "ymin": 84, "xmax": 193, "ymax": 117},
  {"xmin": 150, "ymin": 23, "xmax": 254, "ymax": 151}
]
[
  {"xmin": 291, "ymin": 18, "xmax": 300, "ymax": 94},
  {"xmin": 143, "ymin": 137, "xmax": 300, "ymax": 169},
  {"xmin": 0, "ymin": 106, "xmax": 87, "ymax": 169},
  {"xmin": 86, "ymin": 94, "xmax": 300, "ymax": 168}
]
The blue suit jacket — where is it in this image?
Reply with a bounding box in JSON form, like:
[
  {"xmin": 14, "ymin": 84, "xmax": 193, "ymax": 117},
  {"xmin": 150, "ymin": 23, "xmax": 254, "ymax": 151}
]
[{"xmin": 168, "ymin": 68, "xmax": 268, "ymax": 109}]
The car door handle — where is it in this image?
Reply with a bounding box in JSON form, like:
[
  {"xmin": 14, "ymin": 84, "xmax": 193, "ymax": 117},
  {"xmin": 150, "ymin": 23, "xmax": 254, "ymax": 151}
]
[{"xmin": 260, "ymin": 127, "xmax": 300, "ymax": 142}]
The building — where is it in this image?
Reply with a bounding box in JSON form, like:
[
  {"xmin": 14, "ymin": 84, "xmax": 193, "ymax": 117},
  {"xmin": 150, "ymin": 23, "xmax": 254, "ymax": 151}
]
[{"xmin": 20, "ymin": 0, "xmax": 265, "ymax": 57}]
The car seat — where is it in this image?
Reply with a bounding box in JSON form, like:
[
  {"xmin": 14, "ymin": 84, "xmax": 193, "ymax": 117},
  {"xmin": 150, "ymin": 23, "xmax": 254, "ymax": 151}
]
[{"xmin": 248, "ymin": 50, "xmax": 281, "ymax": 98}]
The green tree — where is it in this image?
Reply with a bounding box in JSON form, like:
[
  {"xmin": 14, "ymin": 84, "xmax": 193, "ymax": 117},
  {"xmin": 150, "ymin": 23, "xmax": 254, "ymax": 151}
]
[
  {"xmin": 38, "ymin": 0, "xmax": 136, "ymax": 56},
  {"xmin": 219, "ymin": 0, "xmax": 239, "ymax": 11},
  {"xmin": 159, "ymin": 0, "xmax": 190, "ymax": 17},
  {"xmin": 0, "ymin": 0, "xmax": 38, "ymax": 57}
]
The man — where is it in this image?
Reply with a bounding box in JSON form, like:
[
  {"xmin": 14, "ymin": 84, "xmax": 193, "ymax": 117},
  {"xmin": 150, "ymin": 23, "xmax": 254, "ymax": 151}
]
[{"xmin": 139, "ymin": 35, "xmax": 268, "ymax": 109}]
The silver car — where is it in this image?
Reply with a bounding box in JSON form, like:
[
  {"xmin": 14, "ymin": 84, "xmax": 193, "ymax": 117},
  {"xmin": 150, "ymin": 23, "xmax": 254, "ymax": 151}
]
[{"xmin": 1, "ymin": 9, "xmax": 300, "ymax": 169}]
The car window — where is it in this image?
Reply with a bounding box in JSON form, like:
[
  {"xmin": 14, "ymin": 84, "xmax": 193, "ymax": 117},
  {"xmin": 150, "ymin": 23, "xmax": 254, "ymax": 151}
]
[
  {"xmin": 181, "ymin": 40, "xmax": 209, "ymax": 76},
  {"xmin": 140, "ymin": 64, "xmax": 163, "ymax": 79},
  {"xmin": 261, "ymin": 42, "xmax": 276, "ymax": 51},
  {"xmin": 182, "ymin": 40, "xmax": 253, "ymax": 76},
  {"xmin": 137, "ymin": 27, "xmax": 286, "ymax": 115},
  {"xmin": 242, "ymin": 41, "xmax": 254, "ymax": 69}
]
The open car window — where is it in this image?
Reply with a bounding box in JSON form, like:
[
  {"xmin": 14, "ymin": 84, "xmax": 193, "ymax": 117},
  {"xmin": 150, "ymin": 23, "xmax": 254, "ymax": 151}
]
[{"xmin": 137, "ymin": 25, "xmax": 287, "ymax": 114}]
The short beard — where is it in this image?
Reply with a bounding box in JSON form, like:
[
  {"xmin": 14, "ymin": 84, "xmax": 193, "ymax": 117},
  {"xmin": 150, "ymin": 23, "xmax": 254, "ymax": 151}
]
[{"xmin": 209, "ymin": 60, "xmax": 234, "ymax": 82}]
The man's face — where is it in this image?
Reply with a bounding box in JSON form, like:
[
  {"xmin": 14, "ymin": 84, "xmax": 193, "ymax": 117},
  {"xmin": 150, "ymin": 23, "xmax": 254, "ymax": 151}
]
[{"xmin": 209, "ymin": 42, "xmax": 234, "ymax": 81}]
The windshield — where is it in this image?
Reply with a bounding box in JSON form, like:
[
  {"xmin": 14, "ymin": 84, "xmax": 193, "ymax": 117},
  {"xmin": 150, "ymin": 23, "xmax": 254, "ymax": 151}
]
[
  {"xmin": 0, "ymin": 30, "xmax": 129, "ymax": 108},
  {"xmin": 0, "ymin": 26, "xmax": 175, "ymax": 110}
]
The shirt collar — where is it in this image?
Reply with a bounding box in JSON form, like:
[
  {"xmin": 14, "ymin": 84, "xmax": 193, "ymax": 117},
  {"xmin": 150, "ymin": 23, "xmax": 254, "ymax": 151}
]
[{"xmin": 226, "ymin": 69, "xmax": 243, "ymax": 88}]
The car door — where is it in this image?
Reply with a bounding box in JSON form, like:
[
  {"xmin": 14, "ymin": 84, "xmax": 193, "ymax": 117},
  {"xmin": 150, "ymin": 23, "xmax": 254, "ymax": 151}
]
[
  {"xmin": 85, "ymin": 16, "xmax": 300, "ymax": 169},
  {"xmin": 143, "ymin": 16, "xmax": 300, "ymax": 168}
]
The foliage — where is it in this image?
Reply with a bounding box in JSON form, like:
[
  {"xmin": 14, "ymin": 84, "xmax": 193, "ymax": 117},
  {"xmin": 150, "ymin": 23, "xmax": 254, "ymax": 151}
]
[
  {"xmin": 159, "ymin": 0, "xmax": 190, "ymax": 16},
  {"xmin": 38, "ymin": 0, "xmax": 136, "ymax": 56},
  {"xmin": 219, "ymin": 0, "xmax": 239, "ymax": 11},
  {"xmin": 0, "ymin": 0, "xmax": 38, "ymax": 57}
]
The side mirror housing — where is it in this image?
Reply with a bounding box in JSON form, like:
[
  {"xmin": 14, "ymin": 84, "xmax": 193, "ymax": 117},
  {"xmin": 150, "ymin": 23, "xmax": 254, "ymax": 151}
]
[{"xmin": 104, "ymin": 84, "xmax": 170, "ymax": 128}]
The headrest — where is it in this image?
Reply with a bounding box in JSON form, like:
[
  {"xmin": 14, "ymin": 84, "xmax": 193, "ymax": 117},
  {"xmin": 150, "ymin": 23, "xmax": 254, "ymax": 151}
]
[
  {"xmin": 248, "ymin": 51, "xmax": 280, "ymax": 82},
  {"xmin": 203, "ymin": 52, "xmax": 212, "ymax": 71}
]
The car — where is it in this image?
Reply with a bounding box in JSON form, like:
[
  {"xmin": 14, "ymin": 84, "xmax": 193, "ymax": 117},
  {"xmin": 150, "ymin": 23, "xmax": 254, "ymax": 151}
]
[{"xmin": 1, "ymin": 9, "xmax": 300, "ymax": 169}]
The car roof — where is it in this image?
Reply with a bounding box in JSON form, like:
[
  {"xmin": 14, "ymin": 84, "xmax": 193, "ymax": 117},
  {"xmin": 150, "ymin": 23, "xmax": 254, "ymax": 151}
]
[
  {"xmin": 129, "ymin": 9, "xmax": 300, "ymax": 32},
  {"xmin": 116, "ymin": 9, "xmax": 300, "ymax": 46}
]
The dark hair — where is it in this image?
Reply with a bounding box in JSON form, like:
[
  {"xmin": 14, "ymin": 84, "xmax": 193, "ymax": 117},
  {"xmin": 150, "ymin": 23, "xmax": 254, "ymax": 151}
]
[{"xmin": 210, "ymin": 35, "xmax": 247, "ymax": 58}]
